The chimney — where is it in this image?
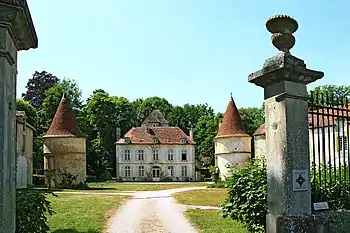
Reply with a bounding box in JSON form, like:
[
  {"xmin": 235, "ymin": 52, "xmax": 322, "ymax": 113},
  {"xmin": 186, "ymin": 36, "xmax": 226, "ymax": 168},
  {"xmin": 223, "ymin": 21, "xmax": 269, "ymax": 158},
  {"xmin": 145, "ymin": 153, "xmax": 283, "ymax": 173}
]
[
  {"xmin": 116, "ymin": 127, "xmax": 121, "ymax": 141},
  {"xmin": 189, "ymin": 128, "xmax": 194, "ymax": 141}
]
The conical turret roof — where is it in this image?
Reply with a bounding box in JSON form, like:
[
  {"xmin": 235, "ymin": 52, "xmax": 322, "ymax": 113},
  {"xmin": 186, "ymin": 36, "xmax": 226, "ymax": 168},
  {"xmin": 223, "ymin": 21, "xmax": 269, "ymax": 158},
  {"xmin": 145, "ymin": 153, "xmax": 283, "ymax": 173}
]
[
  {"xmin": 45, "ymin": 95, "xmax": 83, "ymax": 137},
  {"xmin": 215, "ymin": 96, "xmax": 249, "ymax": 138}
]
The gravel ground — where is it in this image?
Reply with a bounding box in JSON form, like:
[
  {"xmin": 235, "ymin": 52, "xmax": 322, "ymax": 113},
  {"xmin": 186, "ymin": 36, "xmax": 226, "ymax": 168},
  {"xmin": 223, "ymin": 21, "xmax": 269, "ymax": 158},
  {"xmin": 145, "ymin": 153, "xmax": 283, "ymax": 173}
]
[{"xmin": 106, "ymin": 187, "xmax": 206, "ymax": 233}]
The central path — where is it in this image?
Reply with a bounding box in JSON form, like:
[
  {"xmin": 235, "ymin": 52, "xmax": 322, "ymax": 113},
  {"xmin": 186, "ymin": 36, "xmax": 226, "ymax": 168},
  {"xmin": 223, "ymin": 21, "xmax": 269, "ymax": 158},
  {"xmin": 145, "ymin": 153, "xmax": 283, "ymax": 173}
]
[{"xmin": 106, "ymin": 187, "xmax": 206, "ymax": 233}]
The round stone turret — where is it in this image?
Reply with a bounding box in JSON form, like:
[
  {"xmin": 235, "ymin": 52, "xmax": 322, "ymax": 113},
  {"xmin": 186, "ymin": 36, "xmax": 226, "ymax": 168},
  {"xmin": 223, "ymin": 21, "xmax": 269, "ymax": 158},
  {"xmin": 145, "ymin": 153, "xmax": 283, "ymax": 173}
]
[
  {"xmin": 43, "ymin": 95, "xmax": 86, "ymax": 188},
  {"xmin": 214, "ymin": 95, "xmax": 251, "ymax": 180}
]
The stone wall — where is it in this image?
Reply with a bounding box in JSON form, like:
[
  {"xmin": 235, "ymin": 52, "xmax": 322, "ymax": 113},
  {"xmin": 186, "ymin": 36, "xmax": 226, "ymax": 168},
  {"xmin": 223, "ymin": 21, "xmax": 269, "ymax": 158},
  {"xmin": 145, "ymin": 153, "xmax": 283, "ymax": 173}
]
[
  {"xmin": 15, "ymin": 118, "xmax": 34, "ymax": 185},
  {"xmin": 214, "ymin": 136, "xmax": 251, "ymax": 180},
  {"xmin": 44, "ymin": 137, "xmax": 86, "ymax": 187},
  {"xmin": 253, "ymin": 134, "xmax": 266, "ymax": 160}
]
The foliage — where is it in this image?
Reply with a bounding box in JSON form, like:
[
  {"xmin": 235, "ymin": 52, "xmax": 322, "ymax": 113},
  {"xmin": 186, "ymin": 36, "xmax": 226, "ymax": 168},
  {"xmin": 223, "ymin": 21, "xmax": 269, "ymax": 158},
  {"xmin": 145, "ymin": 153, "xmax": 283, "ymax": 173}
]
[
  {"xmin": 16, "ymin": 189, "xmax": 55, "ymax": 233},
  {"xmin": 40, "ymin": 78, "xmax": 83, "ymax": 130},
  {"xmin": 133, "ymin": 96, "xmax": 173, "ymax": 126},
  {"xmin": 16, "ymin": 99, "xmax": 38, "ymax": 127},
  {"xmin": 22, "ymin": 71, "xmax": 60, "ymax": 110},
  {"xmin": 311, "ymin": 164, "xmax": 350, "ymax": 210},
  {"xmin": 194, "ymin": 114, "xmax": 221, "ymax": 161},
  {"xmin": 221, "ymin": 159, "xmax": 267, "ymax": 233},
  {"xmin": 238, "ymin": 106, "xmax": 265, "ymax": 136},
  {"xmin": 309, "ymin": 85, "xmax": 350, "ymax": 106}
]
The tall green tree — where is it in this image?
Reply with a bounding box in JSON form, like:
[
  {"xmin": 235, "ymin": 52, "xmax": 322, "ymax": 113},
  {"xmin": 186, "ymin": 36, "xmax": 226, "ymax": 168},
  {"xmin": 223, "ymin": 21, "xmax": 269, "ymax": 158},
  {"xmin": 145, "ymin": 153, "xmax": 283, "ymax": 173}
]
[
  {"xmin": 82, "ymin": 91, "xmax": 136, "ymax": 176},
  {"xmin": 194, "ymin": 114, "xmax": 221, "ymax": 162}
]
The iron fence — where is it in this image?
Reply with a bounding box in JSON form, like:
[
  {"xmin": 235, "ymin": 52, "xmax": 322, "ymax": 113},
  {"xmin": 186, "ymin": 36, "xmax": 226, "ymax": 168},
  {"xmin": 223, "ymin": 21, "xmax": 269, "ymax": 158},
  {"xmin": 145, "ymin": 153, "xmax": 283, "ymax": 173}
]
[{"xmin": 309, "ymin": 91, "xmax": 350, "ymax": 206}]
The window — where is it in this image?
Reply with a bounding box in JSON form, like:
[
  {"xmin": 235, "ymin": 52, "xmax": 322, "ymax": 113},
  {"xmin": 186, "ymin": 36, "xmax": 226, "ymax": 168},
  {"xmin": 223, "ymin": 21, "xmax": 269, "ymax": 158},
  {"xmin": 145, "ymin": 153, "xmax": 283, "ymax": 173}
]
[
  {"xmin": 153, "ymin": 149, "xmax": 159, "ymax": 160},
  {"xmin": 153, "ymin": 137, "xmax": 159, "ymax": 144},
  {"xmin": 138, "ymin": 166, "xmax": 144, "ymax": 177},
  {"xmin": 167, "ymin": 149, "xmax": 174, "ymax": 161},
  {"xmin": 138, "ymin": 150, "xmax": 144, "ymax": 160},
  {"xmin": 124, "ymin": 149, "xmax": 130, "ymax": 161},
  {"xmin": 168, "ymin": 166, "xmax": 174, "ymax": 177},
  {"xmin": 181, "ymin": 166, "xmax": 187, "ymax": 177},
  {"xmin": 151, "ymin": 123, "xmax": 158, "ymax": 127},
  {"xmin": 181, "ymin": 138, "xmax": 187, "ymax": 144},
  {"xmin": 181, "ymin": 150, "xmax": 187, "ymax": 161},
  {"xmin": 339, "ymin": 136, "xmax": 348, "ymax": 151},
  {"xmin": 124, "ymin": 166, "xmax": 131, "ymax": 177},
  {"xmin": 124, "ymin": 137, "xmax": 130, "ymax": 144}
]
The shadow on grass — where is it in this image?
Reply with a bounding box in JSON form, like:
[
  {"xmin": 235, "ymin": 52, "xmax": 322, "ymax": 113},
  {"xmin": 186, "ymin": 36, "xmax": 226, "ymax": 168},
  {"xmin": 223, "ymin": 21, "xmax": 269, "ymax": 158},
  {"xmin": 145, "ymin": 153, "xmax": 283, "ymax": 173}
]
[{"xmin": 52, "ymin": 229, "xmax": 99, "ymax": 233}]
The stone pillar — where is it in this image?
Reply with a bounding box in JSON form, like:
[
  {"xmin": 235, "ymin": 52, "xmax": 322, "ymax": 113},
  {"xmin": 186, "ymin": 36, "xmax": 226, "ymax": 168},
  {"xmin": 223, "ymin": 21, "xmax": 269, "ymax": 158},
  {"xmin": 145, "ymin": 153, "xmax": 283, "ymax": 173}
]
[
  {"xmin": 0, "ymin": 1, "xmax": 37, "ymax": 232},
  {"xmin": 248, "ymin": 15, "xmax": 323, "ymax": 232}
]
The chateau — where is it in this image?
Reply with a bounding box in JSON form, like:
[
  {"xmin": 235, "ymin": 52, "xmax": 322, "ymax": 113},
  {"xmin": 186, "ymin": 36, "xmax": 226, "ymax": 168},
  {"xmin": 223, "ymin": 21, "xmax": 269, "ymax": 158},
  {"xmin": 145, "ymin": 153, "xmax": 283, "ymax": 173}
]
[{"xmin": 115, "ymin": 110, "xmax": 196, "ymax": 181}]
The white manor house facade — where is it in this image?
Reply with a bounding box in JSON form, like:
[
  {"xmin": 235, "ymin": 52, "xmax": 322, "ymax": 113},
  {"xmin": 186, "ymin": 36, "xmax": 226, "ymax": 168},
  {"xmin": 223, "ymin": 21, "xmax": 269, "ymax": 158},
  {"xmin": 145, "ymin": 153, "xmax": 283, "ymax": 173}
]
[{"xmin": 115, "ymin": 110, "xmax": 196, "ymax": 181}]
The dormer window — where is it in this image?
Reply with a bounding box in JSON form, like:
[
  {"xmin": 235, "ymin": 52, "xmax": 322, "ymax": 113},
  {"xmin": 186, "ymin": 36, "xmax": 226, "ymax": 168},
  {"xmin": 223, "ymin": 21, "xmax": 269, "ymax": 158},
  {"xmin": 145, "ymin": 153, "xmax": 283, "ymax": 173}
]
[
  {"xmin": 124, "ymin": 137, "xmax": 131, "ymax": 144},
  {"xmin": 153, "ymin": 137, "xmax": 159, "ymax": 144},
  {"xmin": 181, "ymin": 138, "xmax": 187, "ymax": 144}
]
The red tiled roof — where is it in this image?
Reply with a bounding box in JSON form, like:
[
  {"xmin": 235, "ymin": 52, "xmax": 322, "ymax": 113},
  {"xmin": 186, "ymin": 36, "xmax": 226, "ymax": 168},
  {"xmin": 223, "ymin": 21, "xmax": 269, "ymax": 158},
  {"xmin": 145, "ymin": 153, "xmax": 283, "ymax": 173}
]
[
  {"xmin": 215, "ymin": 98, "xmax": 249, "ymax": 138},
  {"xmin": 116, "ymin": 126, "xmax": 194, "ymax": 145},
  {"xmin": 45, "ymin": 96, "xmax": 83, "ymax": 137},
  {"xmin": 254, "ymin": 107, "xmax": 350, "ymax": 136},
  {"xmin": 253, "ymin": 124, "xmax": 266, "ymax": 136}
]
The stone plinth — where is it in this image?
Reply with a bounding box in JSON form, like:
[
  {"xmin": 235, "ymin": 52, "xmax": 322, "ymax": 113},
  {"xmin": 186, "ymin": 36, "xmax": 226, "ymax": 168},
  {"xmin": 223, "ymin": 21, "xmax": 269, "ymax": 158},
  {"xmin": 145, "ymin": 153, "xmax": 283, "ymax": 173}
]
[
  {"xmin": 43, "ymin": 136, "xmax": 86, "ymax": 188},
  {"xmin": 248, "ymin": 15, "xmax": 324, "ymax": 232},
  {"xmin": 0, "ymin": 1, "xmax": 37, "ymax": 232}
]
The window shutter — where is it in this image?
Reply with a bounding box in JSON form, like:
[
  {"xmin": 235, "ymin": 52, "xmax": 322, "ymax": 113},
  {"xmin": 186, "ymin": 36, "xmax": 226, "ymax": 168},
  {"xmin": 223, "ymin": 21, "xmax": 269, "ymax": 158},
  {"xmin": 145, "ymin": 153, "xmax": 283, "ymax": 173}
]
[{"xmin": 335, "ymin": 136, "xmax": 339, "ymax": 152}]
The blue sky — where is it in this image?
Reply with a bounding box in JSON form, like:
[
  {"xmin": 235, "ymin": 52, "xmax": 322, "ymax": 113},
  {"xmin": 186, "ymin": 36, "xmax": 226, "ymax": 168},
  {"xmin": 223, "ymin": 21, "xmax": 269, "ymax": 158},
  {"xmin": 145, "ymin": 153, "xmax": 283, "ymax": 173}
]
[{"xmin": 18, "ymin": 0, "xmax": 349, "ymax": 113}]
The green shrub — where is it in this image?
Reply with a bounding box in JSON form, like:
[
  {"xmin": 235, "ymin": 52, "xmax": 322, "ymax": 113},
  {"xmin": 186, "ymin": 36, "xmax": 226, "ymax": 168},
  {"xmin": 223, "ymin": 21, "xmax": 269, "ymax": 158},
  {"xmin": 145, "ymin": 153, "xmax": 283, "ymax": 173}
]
[
  {"xmin": 221, "ymin": 159, "xmax": 267, "ymax": 233},
  {"xmin": 16, "ymin": 189, "xmax": 55, "ymax": 233},
  {"xmin": 221, "ymin": 160, "xmax": 350, "ymax": 233},
  {"xmin": 311, "ymin": 164, "xmax": 350, "ymax": 210}
]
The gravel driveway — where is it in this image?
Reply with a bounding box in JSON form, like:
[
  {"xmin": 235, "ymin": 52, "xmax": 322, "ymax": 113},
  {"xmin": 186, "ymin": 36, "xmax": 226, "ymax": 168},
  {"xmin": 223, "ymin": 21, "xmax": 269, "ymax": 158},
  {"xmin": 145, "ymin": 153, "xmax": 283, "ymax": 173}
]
[{"xmin": 106, "ymin": 187, "xmax": 206, "ymax": 233}]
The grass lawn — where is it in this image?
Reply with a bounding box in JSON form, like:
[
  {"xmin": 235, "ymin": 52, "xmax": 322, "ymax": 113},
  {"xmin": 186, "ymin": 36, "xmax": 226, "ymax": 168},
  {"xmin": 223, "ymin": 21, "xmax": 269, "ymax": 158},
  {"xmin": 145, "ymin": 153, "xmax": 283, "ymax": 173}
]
[
  {"xmin": 47, "ymin": 194, "xmax": 127, "ymax": 233},
  {"xmin": 174, "ymin": 188, "xmax": 227, "ymax": 207},
  {"xmin": 185, "ymin": 209, "xmax": 248, "ymax": 233},
  {"xmin": 56, "ymin": 182, "xmax": 208, "ymax": 193}
]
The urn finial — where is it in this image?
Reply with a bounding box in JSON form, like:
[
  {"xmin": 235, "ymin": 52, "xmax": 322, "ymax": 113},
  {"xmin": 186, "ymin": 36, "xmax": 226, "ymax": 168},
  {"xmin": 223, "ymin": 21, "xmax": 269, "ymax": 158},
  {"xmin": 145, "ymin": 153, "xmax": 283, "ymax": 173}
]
[{"xmin": 266, "ymin": 15, "xmax": 298, "ymax": 53}]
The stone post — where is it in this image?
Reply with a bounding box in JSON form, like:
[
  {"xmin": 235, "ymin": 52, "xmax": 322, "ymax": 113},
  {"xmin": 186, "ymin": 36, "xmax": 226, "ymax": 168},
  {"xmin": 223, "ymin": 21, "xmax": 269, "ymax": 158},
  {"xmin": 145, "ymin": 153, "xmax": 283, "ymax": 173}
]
[
  {"xmin": 0, "ymin": 1, "xmax": 37, "ymax": 232},
  {"xmin": 248, "ymin": 15, "xmax": 324, "ymax": 232}
]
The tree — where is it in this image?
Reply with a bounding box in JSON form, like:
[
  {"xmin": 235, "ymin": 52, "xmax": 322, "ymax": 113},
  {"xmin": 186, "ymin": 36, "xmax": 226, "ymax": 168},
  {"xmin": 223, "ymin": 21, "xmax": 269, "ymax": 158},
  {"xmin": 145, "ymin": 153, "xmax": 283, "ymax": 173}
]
[
  {"xmin": 22, "ymin": 71, "xmax": 59, "ymax": 110},
  {"xmin": 40, "ymin": 78, "xmax": 83, "ymax": 130},
  {"xmin": 194, "ymin": 114, "xmax": 221, "ymax": 162},
  {"xmin": 238, "ymin": 106, "xmax": 265, "ymax": 136},
  {"xmin": 309, "ymin": 85, "xmax": 350, "ymax": 107},
  {"xmin": 82, "ymin": 91, "xmax": 136, "ymax": 177},
  {"xmin": 168, "ymin": 104, "xmax": 214, "ymax": 134},
  {"xmin": 133, "ymin": 97, "xmax": 173, "ymax": 125},
  {"xmin": 16, "ymin": 99, "xmax": 37, "ymax": 127}
]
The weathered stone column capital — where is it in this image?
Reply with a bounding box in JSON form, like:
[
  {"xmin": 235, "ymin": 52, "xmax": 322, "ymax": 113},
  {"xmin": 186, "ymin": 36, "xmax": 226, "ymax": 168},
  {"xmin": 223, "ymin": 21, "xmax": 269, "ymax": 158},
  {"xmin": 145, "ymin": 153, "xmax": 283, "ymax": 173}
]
[
  {"xmin": 248, "ymin": 15, "xmax": 324, "ymax": 96},
  {"xmin": 0, "ymin": 0, "xmax": 38, "ymax": 51}
]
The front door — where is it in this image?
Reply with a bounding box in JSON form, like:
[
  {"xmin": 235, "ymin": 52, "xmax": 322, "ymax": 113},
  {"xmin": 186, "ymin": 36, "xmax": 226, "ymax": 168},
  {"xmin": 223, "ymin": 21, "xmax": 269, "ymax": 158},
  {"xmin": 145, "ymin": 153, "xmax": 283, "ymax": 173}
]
[{"xmin": 152, "ymin": 167, "xmax": 160, "ymax": 181}]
